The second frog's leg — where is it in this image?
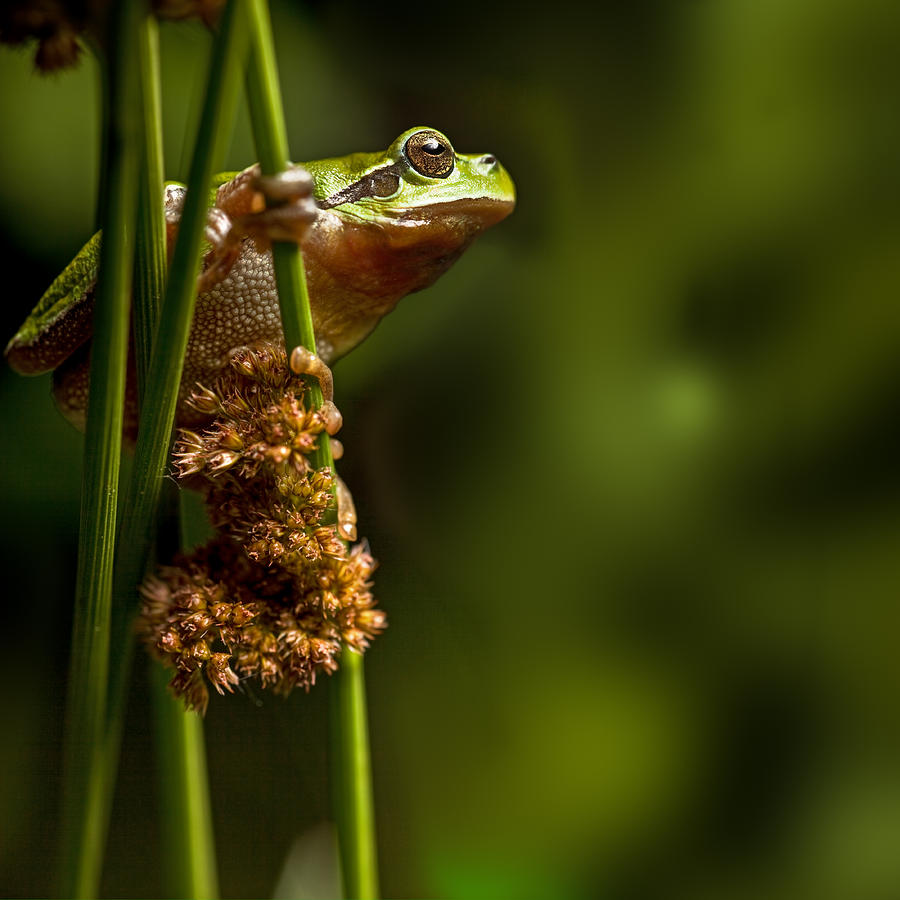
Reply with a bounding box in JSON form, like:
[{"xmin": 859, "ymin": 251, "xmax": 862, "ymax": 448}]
[
  {"xmin": 335, "ymin": 476, "xmax": 358, "ymax": 542},
  {"xmin": 288, "ymin": 345, "xmax": 357, "ymax": 542},
  {"xmin": 290, "ymin": 344, "xmax": 341, "ymax": 435},
  {"xmin": 289, "ymin": 345, "xmax": 334, "ymax": 402}
]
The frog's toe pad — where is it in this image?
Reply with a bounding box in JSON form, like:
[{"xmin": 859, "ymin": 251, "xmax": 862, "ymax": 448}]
[
  {"xmin": 289, "ymin": 345, "xmax": 334, "ymax": 403},
  {"xmin": 254, "ymin": 165, "xmax": 314, "ymax": 203},
  {"xmin": 240, "ymin": 165, "xmax": 317, "ymax": 247},
  {"xmin": 336, "ymin": 475, "xmax": 358, "ymax": 542},
  {"xmin": 241, "ymin": 198, "xmax": 318, "ymax": 246}
]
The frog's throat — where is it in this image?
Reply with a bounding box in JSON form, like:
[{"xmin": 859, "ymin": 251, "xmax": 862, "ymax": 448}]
[
  {"xmin": 308, "ymin": 199, "xmax": 502, "ymax": 302},
  {"xmin": 326, "ymin": 195, "xmax": 515, "ymax": 233},
  {"xmin": 302, "ymin": 197, "xmax": 513, "ymax": 360}
]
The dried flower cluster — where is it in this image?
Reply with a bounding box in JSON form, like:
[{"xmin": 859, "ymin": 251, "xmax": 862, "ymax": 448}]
[
  {"xmin": 139, "ymin": 342, "xmax": 385, "ymax": 713},
  {"xmin": 1, "ymin": 1, "xmax": 224, "ymax": 72}
]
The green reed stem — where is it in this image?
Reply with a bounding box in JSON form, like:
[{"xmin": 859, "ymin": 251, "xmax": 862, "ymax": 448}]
[
  {"xmin": 115, "ymin": 0, "xmax": 246, "ymax": 580},
  {"xmin": 243, "ymin": 3, "xmax": 379, "ymax": 896},
  {"xmin": 331, "ymin": 649, "xmax": 380, "ymax": 899},
  {"xmin": 243, "ymin": 0, "xmax": 329, "ymax": 464},
  {"xmin": 61, "ymin": 3, "xmax": 243, "ymax": 895},
  {"xmin": 150, "ymin": 662, "xmax": 220, "ymax": 897},
  {"xmin": 58, "ymin": 1, "xmax": 144, "ymax": 896},
  {"xmin": 133, "ymin": 12, "xmax": 167, "ymax": 389},
  {"xmin": 105, "ymin": 0, "xmax": 246, "ymax": 718},
  {"xmin": 132, "ymin": 16, "xmax": 220, "ymax": 898}
]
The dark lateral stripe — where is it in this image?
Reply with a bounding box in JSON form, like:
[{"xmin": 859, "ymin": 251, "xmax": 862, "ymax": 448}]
[{"xmin": 318, "ymin": 161, "xmax": 404, "ymax": 210}]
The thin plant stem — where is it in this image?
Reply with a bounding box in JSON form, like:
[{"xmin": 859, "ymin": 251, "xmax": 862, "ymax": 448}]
[
  {"xmin": 243, "ymin": 3, "xmax": 379, "ymax": 896},
  {"xmin": 105, "ymin": 0, "xmax": 247, "ymax": 729},
  {"xmin": 132, "ymin": 15, "xmax": 220, "ymax": 898},
  {"xmin": 133, "ymin": 12, "xmax": 167, "ymax": 389},
  {"xmin": 331, "ymin": 649, "xmax": 380, "ymax": 899},
  {"xmin": 58, "ymin": 0, "xmax": 144, "ymax": 895},
  {"xmin": 113, "ymin": 0, "xmax": 247, "ymax": 600},
  {"xmin": 243, "ymin": 0, "xmax": 330, "ymax": 461},
  {"xmin": 150, "ymin": 663, "xmax": 220, "ymax": 898},
  {"xmin": 150, "ymin": 490, "xmax": 217, "ymax": 897},
  {"xmin": 59, "ymin": 1, "xmax": 244, "ymax": 892}
]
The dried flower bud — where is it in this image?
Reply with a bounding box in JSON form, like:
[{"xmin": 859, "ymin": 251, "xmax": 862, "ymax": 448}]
[
  {"xmin": 207, "ymin": 654, "xmax": 239, "ymax": 695},
  {"xmin": 187, "ymin": 384, "xmax": 222, "ymax": 415},
  {"xmin": 206, "ymin": 450, "xmax": 240, "ymax": 473}
]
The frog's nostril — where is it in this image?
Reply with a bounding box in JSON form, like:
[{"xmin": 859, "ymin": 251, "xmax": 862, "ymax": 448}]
[{"xmin": 480, "ymin": 154, "xmax": 497, "ymax": 167}]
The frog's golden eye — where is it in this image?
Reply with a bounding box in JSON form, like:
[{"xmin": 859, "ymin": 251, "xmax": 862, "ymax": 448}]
[{"xmin": 405, "ymin": 130, "xmax": 455, "ymax": 178}]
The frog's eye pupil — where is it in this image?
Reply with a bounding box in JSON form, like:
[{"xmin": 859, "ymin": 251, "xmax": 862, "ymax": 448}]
[{"xmin": 405, "ymin": 130, "xmax": 455, "ymax": 178}]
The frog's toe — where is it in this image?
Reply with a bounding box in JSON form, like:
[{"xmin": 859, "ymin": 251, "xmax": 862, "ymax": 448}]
[
  {"xmin": 209, "ymin": 163, "xmax": 318, "ymax": 263},
  {"xmin": 224, "ymin": 163, "xmax": 318, "ymax": 250},
  {"xmin": 240, "ymin": 196, "xmax": 318, "ymax": 246},
  {"xmin": 254, "ymin": 165, "xmax": 314, "ymax": 203},
  {"xmin": 318, "ymin": 400, "xmax": 342, "ymax": 436},
  {"xmin": 197, "ymin": 209, "xmax": 243, "ymax": 294},
  {"xmin": 336, "ymin": 475, "xmax": 357, "ymax": 542},
  {"xmin": 289, "ymin": 345, "xmax": 334, "ymax": 402}
]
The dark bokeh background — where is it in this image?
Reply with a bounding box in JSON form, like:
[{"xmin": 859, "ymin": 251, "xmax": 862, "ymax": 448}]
[{"xmin": 3, "ymin": 0, "xmax": 900, "ymax": 897}]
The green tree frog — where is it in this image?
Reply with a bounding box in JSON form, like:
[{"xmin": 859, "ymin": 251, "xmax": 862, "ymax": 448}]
[{"xmin": 4, "ymin": 127, "xmax": 515, "ymax": 429}]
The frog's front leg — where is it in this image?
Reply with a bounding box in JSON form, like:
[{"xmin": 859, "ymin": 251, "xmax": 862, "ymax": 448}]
[
  {"xmin": 164, "ymin": 183, "xmax": 243, "ymax": 286},
  {"xmin": 163, "ymin": 165, "xmax": 318, "ymax": 294},
  {"xmin": 198, "ymin": 164, "xmax": 318, "ymax": 293},
  {"xmin": 216, "ymin": 164, "xmax": 317, "ymax": 245}
]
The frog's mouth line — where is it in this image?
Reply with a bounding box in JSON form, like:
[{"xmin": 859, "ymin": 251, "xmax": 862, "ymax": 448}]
[
  {"xmin": 323, "ymin": 189, "xmax": 514, "ymax": 226},
  {"xmin": 323, "ymin": 197, "xmax": 516, "ymax": 244},
  {"xmin": 392, "ymin": 195, "xmax": 516, "ymax": 229}
]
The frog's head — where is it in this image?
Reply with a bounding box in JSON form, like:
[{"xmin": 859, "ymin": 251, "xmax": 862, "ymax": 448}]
[
  {"xmin": 306, "ymin": 126, "xmax": 515, "ymax": 240},
  {"xmin": 301, "ymin": 128, "xmax": 515, "ymax": 359}
]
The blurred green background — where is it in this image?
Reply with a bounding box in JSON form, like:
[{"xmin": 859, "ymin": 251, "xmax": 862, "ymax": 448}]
[{"xmin": 3, "ymin": 0, "xmax": 900, "ymax": 896}]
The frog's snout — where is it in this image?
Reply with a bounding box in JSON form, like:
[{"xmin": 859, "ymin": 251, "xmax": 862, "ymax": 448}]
[
  {"xmin": 476, "ymin": 154, "xmax": 498, "ymax": 173},
  {"xmin": 477, "ymin": 152, "xmax": 516, "ymax": 211}
]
